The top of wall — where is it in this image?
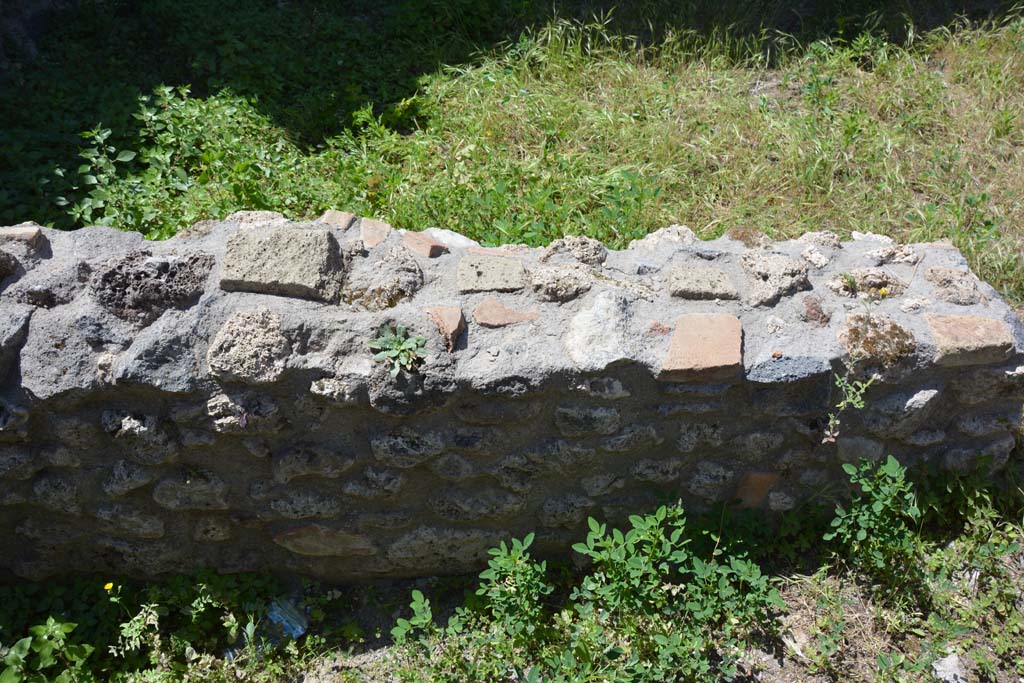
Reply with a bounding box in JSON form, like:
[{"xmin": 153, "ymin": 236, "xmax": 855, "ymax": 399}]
[{"xmin": 1, "ymin": 210, "xmax": 1021, "ymax": 415}]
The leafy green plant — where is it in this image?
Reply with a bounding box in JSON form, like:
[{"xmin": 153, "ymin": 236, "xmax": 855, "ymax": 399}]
[
  {"xmin": 823, "ymin": 369, "xmax": 877, "ymax": 441},
  {"xmin": 923, "ymin": 479, "xmax": 1024, "ymax": 674},
  {"xmin": 388, "ymin": 504, "xmax": 785, "ymax": 682},
  {"xmin": 0, "ymin": 617, "xmax": 93, "ymax": 683},
  {"xmin": 568, "ymin": 507, "xmax": 784, "ymax": 682},
  {"xmin": 476, "ymin": 533, "xmax": 553, "ymax": 647},
  {"xmin": 390, "ymin": 590, "xmax": 434, "ymax": 646},
  {"xmin": 824, "ymin": 455, "xmax": 925, "ymax": 603},
  {"xmin": 368, "ymin": 324, "xmax": 427, "ymax": 377}
]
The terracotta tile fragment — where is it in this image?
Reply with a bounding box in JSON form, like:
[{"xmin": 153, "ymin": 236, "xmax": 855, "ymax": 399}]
[
  {"xmin": 403, "ymin": 232, "xmax": 449, "ymax": 258},
  {"xmin": 659, "ymin": 314, "xmax": 743, "ymax": 381},
  {"xmin": 472, "ymin": 297, "xmax": 537, "ymax": 328},
  {"xmin": 425, "ymin": 305, "xmax": 466, "ymax": 351}
]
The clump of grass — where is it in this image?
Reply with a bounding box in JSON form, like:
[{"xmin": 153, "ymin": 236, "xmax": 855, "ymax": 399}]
[
  {"xmin": 24, "ymin": 10, "xmax": 1024, "ymax": 302},
  {"xmin": 7, "ymin": 4, "xmax": 1024, "ymax": 299}
]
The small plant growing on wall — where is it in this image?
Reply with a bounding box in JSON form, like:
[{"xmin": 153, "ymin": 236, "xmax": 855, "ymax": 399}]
[
  {"xmin": 823, "ymin": 368, "xmax": 876, "ymax": 442},
  {"xmin": 369, "ymin": 324, "xmax": 427, "ymax": 377}
]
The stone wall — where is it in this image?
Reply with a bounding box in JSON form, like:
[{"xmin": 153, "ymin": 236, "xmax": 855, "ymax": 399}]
[{"xmin": 1, "ymin": 211, "xmax": 1022, "ymax": 581}]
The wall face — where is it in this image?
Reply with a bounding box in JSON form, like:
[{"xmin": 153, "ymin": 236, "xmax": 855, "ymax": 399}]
[{"xmin": 0, "ymin": 211, "xmax": 1022, "ymax": 581}]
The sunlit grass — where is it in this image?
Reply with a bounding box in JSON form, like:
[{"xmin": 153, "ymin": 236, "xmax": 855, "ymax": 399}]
[{"xmin": 7, "ymin": 6, "xmax": 1024, "ymax": 302}]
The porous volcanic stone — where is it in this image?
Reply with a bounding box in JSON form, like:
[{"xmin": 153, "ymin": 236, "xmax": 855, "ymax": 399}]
[
  {"xmin": 827, "ymin": 268, "xmax": 906, "ymax": 298},
  {"xmin": 563, "ymin": 290, "xmax": 636, "ymax": 371},
  {"xmin": 92, "ymin": 251, "xmax": 214, "ymax": 325},
  {"xmin": 207, "ymin": 309, "xmax": 292, "ymax": 384},
  {"xmin": 541, "ymin": 236, "xmax": 607, "ymax": 265},
  {"xmin": 152, "ymin": 471, "xmax": 229, "ymax": 511},
  {"xmin": 95, "ymin": 504, "xmax": 165, "ymax": 539},
  {"xmin": 925, "ymin": 267, "xmax": 981, "ymax": 305},
  {"xmin": 839, "ymin": 314, "xmax": 916, "ymax": 366},
  {"xmin": 272, "ymin": 446, "xmax": 354, "ymax": 484},
  {"xmin": 801, "ymin": 245, "xmax": 831, "ymax": 268},
  {"xmin": 0, "ymin": 250, "xmax": 19, "ymax": 281},
  {"xmin": 220, "ymin": 227, "xmax": 343, "ymax": 302},
  {"xmin": 273, "ymin": 525, "xmax": 377, "ymax": 557},
  {"xmin": 0, "ymin": 304, "xmax": 31, "ymax": 379},
  {"xmin": 667, "ymin": 263, "xmax": 739, "ymax": 300},
  {"xmin": 371, "ymin": 429, "xmax": 444, "ymax": 468},
  {"xmin": 741, "ymin": 252, "xmax": 809, "ymax": 306},
  {"xmin": 103, "ymin": 460, "xmax": 156, "ymax": 497},
  {"xmin": 430, "ymin": 488, "xmax": 525, "ymax": 521},
  {"xmin": 344, "ymin": 243, "xmax": 423, "ymax": 310},
  {"xmin": 554, "ymin": 405, "xmax": 620, "ymax": 437},
  {"xmin": 456, "ymin": 254, "xmax": 527, "ymax": 292},
  {"xmin": 0, "ymin": 449, "xmax": 38, "ymax": 480},
  {"xmin": 387, "ymin": 527, "xmax": 497, "ymax": 570},
  {"xmin": 270, "ymin": 490, "xmax": 342, "ymax": 519},
  {"xmin": 530, "ymin": 263, "xmax": 592, "ymax": 302}
]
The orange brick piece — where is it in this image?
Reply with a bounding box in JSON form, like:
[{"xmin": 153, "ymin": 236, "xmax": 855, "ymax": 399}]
[
  {"xmin": 403, "ymin": 231, "xmax": 449, "ymax": 258},
  {"xmin": 734, "ymin": 472, "xmax": 780, "ymax": 508},
  {"xmin": 318, "ymin": 210, "xmax": 356, "ymax": 229},
  {"xmin": 659, "ymin": 314, "xmax": 743, "ymax": 381},
  {"xmin": 473, "ymin": 297, "xmax": 538, "ymax": 328},
  {"xmin": 927, "ymin": 314, "xmax": 1014, "ymax": 366},
  {"xmin": 425, "ymin": 305, "xmax": 465, "ymax": 351}
]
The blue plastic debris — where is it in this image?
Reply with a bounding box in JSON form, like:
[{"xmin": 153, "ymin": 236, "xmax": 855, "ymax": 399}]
[{"xmin": 266, "ymin": 598, "xmax": 309, "ymax": 640}]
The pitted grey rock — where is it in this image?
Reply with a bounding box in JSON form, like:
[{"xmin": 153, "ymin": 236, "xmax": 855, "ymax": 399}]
[
  {"xmin": 207, "ymin": 309, "xmax": 292, "ymax": 384},
  {"xmin": 668, "ymin": 262, "xmax": 739, "ymax": 300},
  {"xmin": 741, "ymin": 252, "xmax": 809, "ymax": 306}
]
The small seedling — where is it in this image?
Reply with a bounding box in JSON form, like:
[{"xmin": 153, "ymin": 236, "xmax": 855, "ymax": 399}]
[
  {"xmin": 368, "ymin": 324, "xmax": 427, "ymax": 377},
  {"xmin": 823, "ymin": 369, "xmax": 876, "ymax": 442},
  {"xmin": 840, "ymin": 272, "xmax": 858, "ymax": 295}
]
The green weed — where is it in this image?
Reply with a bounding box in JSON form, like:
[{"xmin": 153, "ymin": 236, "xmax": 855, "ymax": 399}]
[{"xmin": 368, "ymin": 324, "xmax": 428, "ymax": 377}]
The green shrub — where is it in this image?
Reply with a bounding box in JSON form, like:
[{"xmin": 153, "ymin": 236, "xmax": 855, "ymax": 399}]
[
  {"xmin": 475, "ymin": 533, "xmax": 553, "ymax": 647},
  {"xmin": 0, "ymin": 617, "xmax": 94, "ymax": 683},
  {"xmin": 61, "ymin": 86, "xmax": 347, "ymax": 240},
  {"xmin": 390, "ymin": 590, "xmax": 434, "ymax": 647},
  {"xmin": 393, "ymin": 503, "xmax": 784, "ymax": 682},
  {"xmin": 824, "ymin": 455, "xmax": 926, "ymax": 603},
  {"xmin": 566, "ymin": 507, "xmax": 784, "ymax": 682}
]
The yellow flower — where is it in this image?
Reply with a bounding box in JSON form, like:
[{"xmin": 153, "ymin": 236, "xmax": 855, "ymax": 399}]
[
  {"xmin": 104, "ymin": 582, "xmax": 114, "ymax": 591},
  {"xmin": 878, "ymin": 287, "xmax": 889, "ymax": 298}
]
